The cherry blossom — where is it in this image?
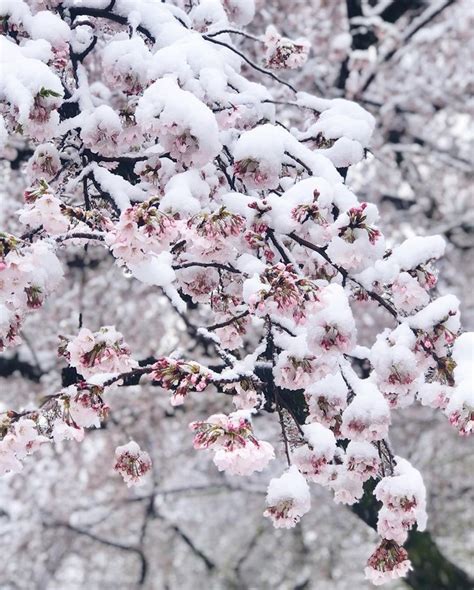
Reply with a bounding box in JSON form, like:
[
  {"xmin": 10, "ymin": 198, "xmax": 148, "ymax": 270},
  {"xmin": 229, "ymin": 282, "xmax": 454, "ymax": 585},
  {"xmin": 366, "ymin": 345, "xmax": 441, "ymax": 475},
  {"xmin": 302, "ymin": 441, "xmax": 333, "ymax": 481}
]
[
  {"xmin": 264, "ymin": 466, "xmax": 311, "ymax": 528},
  {"xmin": 114, "ymin": 441, "xmax": 152, "ymax": 487}
]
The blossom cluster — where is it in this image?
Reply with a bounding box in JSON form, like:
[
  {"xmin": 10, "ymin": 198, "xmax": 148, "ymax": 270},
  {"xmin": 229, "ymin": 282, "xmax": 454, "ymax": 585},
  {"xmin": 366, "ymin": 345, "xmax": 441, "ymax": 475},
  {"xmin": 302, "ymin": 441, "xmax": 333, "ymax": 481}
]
[
  {"xmin": 0, "ymin": 383, "xmax": 108, "ymax": 476},
  {"xmin": 58, "ymin": 326, "xmax": 137, "ymax": 379},
  {"xmin": 190, "ymin": 411, "xmax": 274, "ymax": 476},
  {"xmin": 0, "ymin": 235, "xmax": 63, "ymax": 350}
]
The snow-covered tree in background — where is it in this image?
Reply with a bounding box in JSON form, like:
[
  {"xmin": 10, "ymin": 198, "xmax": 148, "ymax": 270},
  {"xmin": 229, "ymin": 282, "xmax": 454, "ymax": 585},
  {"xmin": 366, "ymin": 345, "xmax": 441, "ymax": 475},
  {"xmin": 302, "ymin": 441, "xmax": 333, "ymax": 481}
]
[{"xmin": 0, "ymin": 1, "xmax": 472, "ymax": 588}]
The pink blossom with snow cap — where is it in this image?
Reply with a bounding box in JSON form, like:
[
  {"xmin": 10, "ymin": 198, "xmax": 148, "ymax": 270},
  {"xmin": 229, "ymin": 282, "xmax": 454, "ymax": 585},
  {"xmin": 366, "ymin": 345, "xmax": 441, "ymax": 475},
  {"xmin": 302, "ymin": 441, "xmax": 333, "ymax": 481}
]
[
  {"xmin": 365, "ymin": 540, "xmax": 412, "ymax": 586},
  {"xmin": 61, "ymin": 326, "xmax": 138, "ymax": 378},
  {"xmin": 264, "ymin": 465, "xmax": 311, "ymax": 528},
  {"xmin": 190, "ymin": 411, "xmax": 274, "ymax": 476},
  {"xmin": 341, "ymin": 380, "xmax": 391, "ymax": 442},
  {"xmin": 114, "ymin": 441, "xmax": 152, "ymax": 487}
]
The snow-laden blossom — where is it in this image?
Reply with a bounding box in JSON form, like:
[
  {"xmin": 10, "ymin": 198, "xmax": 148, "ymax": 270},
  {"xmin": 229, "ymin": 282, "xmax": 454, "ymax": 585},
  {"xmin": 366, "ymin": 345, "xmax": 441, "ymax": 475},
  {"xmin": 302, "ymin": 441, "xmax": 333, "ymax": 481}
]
[
  {"xmin": 60, "ymin": 326, "xmax": 137, "ymax": 378},
  {"xmin": 409, "ymin": 295, "xmax": 460, "ymax": 357},
  {"xmin": 444, "ymin": 331, "xmax": 474, "ymax": 436},
  {"xmin": 446, "ymin": 385, "xmax": 473, "ymax": 436},
  {"xmin": 371, "ymin": 325, "xmax": 420, "ymax": 409},
  {"xmin": 222, "ymin": 0, "xmax": 255, "ymax": 26},
  {"xmin": 341, "ymin": 381, "xmax": 391, "ymax": 442},
  {"xmin": 0, "ymin": 418, "xmax": 48, "ymax": 476},
  {"xmin": 183, "ymin": 206, "xmax": 245, "ymax": 263},
  {"xmin": 26, "ymin": 143, "xmax": 61, "ymax": 181},
  {"xmin": 392, "ymin": 272, "xmax": 430, "ymax": 314},
  {"xmin": 178, "ymin": 267, "xmax": 220, "ymax": 303},
  {"xmin": 264, "ymin": 466, "xmax": 311, "ymax": 528},
  {"xmin": 305, "ymin": 371, "xmax": 348, "ymax": 430},
  {"xmin": 306, "ymin": 284, "xmax": 356, "ymax": 356},
  {"xmin": 345, "ymin": 441, "xmax": 380, "ymax": 481},
  {"xmin": 136, "ymin": 77, "xmax": 220, "ymax": 168},
  {"xmin": 65, "ymin": 383, "xmax": 109, "ymax": 429},
  {"xmin": 273, "ymin": 334, "xmax": 336, "ymax": 389},
  {"xmin": 19, "ymin": 192, "xmax": 69, "ymax": 235},
  {"xmin": 105, "ymin": 198, "xmax": 177, "ymax": 266},
  {"xmin": 80, "ymin": 105, "xmax": 123, "ymax": 157},
  {"xmin": 326, "ymin": 203, "xmax": 384, "ymax": 273},
  {"xmin": 264, "ymin": 26, "xmax": 310, "ymax": 70},
  {"xmin": 417, "ymin": 382, "xmax": 450, "ymax": 410},
  {"xmin": 328, "ymin": 466, "xmax": 365, "ymax": 505},
  {"xmin": 0, "ymin": 238, "xmax": 63, "ymax": 350},
  {"xmin": 114, "ymin": 441, "xmax": 152, "ymax": 487},
  {"xmin": 102, "ymin": 35, "xmax": 151, "ymax": 95},
  {"xmin": 244, "ymin": 263, "xmax": 319, "ymax": 324},
  {"xmin": 374, "ymin": 457, "xmax": 427, "ymax": 545},
  {"xmin": 190, "ymin": 411, "xmax": 274, "ymax": 476},
  {"xmin": 365, "ymin": 540, "xmax": 412, "ymax": 586},
  {"xmin": 291, "ymin": 422, "xmax": 336, "ymax": 481}
]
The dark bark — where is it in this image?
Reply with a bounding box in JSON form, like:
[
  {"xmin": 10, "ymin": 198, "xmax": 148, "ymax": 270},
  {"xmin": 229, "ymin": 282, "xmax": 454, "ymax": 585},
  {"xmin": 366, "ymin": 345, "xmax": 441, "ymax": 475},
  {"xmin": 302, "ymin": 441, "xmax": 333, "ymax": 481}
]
[
  {"xmin": 380, "ymin": 0, "xmax": 426, "ymax": 23},
  {"xmin": 345, "ymin": 0, "xmax": 378, "ymax": 50},
  {"xmin": 405, "ymin": 531, "xmax": 474, "ymax": 590},
  {"xmin": 0, "ymin": 354, "xmax": 43, "ymax": 382}
]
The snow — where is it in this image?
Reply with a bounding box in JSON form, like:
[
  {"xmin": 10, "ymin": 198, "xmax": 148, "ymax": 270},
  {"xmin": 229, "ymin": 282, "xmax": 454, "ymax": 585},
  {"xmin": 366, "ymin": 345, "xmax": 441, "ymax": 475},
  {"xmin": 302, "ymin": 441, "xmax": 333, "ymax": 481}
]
[
  {"xmin": 296, "ymin": 92, "xmax": 376, "ymax": 146},
  {"xmin": 0, "ymin": 36, "xmax": 63, "ymax": 125},
  {"xmin": 27, "ymin": 10, "xmax": 71, "ymax": 44},
  {"xmin": 129, "ymin": 252, "xmax": 176, "ymax": 288},
  {"xmin": 90, "ymin": 164, "xmax": 145, "ymax": 210},
  {"xmin": 321, "ymin": 137, "xmax": 365, "ymax": 167},
  {"xmin": 305, "ymin": 371, "xmax": 348, "ymax": 403},
  {"xmin": 390, "ymin": 235, "xmax": 446, "ymax": 270},
  {"xmin": 302, "ymin": 423, "xmax": 337, "ymax": 456},
  {"xmin": 452, "ymin": 332, "xmax": 474, "ymax": 384},
  {"xmin": 234, "ymin": 253, "xmax": 266, "ymax": 275},
  {"xmin": 160, "ymin": 170, "xmax": 211, "ymax": 216},
  {"xmin": 266, "ymin": 465, "xmax": 310, "ymax": 507},
  {"xmin": 407, "ymin": 295, "xmax": 460, "ymax": 331}
]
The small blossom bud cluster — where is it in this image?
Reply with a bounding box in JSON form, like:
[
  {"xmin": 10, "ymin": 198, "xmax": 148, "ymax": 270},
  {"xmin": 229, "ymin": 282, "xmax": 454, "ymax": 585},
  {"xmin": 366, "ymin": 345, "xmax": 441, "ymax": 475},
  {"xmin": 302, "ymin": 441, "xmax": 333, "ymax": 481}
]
[{"xmin": 153, "ymin": 358, "xmax": 212, "ymax": 406}]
